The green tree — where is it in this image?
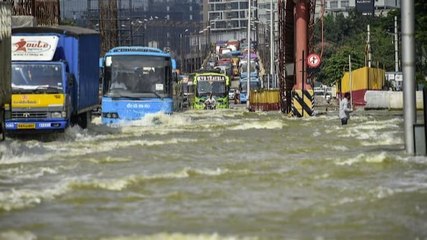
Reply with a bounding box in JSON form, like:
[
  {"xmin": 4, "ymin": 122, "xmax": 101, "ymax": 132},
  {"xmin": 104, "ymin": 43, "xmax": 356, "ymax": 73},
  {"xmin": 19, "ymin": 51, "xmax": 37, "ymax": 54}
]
[
  {"xmin": 318, "ymin": 45, "xmax": 364, "ymax": 86},
  {"xmin": 314, "ymin": 3, "xmax": 427, "ymax": 86},
  {"xmin": 415, "ymin": 0, "xmax": 427, "ymax": 84}
]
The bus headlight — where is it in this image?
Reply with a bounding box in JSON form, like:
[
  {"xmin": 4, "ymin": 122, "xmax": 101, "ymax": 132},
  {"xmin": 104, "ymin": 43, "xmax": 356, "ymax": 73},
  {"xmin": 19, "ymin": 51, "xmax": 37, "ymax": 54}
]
[{"xmin": 102, "ymin": 112, "xmax": 119, "ymax": 119}]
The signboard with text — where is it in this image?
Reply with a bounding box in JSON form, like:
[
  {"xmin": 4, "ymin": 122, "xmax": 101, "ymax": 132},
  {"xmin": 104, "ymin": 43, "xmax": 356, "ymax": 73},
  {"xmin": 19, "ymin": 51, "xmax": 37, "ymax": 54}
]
[
  {"xmin": 355, "ymin": 0, "xmax": 374, "ymax": 15},
  {"xmin": 12, "ymin": 35, "xmax": 58, "ymax": 61}
]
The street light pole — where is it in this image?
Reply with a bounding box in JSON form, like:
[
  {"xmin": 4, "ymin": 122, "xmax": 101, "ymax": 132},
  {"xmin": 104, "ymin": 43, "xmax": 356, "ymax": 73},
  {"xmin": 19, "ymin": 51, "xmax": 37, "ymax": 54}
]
[
  {"xmin": 270, "ymin": 0, "xmax": 274, "ymax": 89},
  {"xmin": 402, "ymin": 0, "xmax": 416, "ymax": 154},
  {"xmin": 394, "ymin": 16, "xmax": 399, "ymax": 73},
  {"xmin": 180, "ymin": 29, "xmax": 189, "ymax": 74},
  {"xmin": 247, "ymin": 0, "xmax": 251, "ymax": 109}
]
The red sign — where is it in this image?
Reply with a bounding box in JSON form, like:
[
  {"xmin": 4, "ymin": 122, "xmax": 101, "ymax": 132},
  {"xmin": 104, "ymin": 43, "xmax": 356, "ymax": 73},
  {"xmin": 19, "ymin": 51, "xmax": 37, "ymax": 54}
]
[{"xmin": 307, "ymin": 53, "xmax": 321, "ymax": 68}]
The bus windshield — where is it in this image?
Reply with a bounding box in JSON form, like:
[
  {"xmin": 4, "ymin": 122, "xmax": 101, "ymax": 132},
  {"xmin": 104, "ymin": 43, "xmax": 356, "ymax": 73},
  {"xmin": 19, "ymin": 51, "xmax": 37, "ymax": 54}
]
[
  {"xmin": 240, "ymin": 61, "xmax": 258, "ymax": 73},
  {"xmin": 240, "ymin": 81, "xmax": 260, "ymax": 93},
  {"xmin": 195, "ymin": 74, "xmax": 227, "ymax": 96},
  {"xmin": 104, "ymin": 55, "xmax": 171, "ymax": 98},
  {"xmin": 11, "ymin": 63, "xmax": 63, "ymax": 92}
]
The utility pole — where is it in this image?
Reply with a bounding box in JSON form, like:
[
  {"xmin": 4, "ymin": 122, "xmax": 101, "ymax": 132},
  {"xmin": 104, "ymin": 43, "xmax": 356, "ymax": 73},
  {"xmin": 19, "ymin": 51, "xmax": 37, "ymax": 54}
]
[
  {"xmin": 247, "ymin": 0, "xmax": 251, "ymax": 109},
  {"xmin": 367, "ymin": 24, "xmax": 372, "ymax": 68},
  {"xmin": 402, "ymin": 0, "xmax": 416, "ymax": 154},
  {"xmin": 269, "ymin": 0, "xmax": 274, "ymax": 89},
  {"xmin": 349, "ymin": 55, "xmax": 353, "ymax": 108},
  {"xmin": 394, "ymin": 16, "xmax": 399, "ymax": 73}
]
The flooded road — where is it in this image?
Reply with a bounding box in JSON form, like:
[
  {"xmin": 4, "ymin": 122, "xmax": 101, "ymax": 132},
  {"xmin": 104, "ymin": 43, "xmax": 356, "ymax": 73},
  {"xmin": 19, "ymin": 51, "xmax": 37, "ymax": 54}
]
[{"xmin": 0, "ymin": 108, "xmax": 426, "ymax": 240}]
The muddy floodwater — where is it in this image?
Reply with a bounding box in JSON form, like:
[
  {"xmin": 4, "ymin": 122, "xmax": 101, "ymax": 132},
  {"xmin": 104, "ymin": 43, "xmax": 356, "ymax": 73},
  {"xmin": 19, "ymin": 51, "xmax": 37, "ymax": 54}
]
[{"xmin": 0, "ymin": 108, "xmax": 426, "ymax": 240}]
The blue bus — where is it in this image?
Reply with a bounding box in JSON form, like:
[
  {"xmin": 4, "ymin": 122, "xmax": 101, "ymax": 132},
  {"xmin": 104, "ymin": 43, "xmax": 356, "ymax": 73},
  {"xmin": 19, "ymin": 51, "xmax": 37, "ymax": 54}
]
[
  {"xmin": 99, "ymin": 47, "xmax": 179, "ymax": 124},
  {"xmin": 239, "ymin": 78, "xmax": 261, "ymax": 103}
]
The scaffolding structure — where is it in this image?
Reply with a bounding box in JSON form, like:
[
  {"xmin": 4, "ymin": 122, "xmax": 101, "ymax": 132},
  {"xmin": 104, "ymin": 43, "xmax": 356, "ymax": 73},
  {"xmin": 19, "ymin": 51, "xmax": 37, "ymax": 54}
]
[
  {"xmin": 99, "ymin": 0, "xmax": 118, "ymax": 55},
  {"xmin": 2, "ymin": 0, "xmax": 59, "ymax": 26}
]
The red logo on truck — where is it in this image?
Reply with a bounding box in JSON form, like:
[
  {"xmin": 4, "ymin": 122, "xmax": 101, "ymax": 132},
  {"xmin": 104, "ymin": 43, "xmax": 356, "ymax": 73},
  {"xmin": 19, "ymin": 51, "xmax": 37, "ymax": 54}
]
[
  {"xmin": 13, "ymin": 39, "xmax": 51, "ymax": 53},
  {"xmin": 15, "ymin": 39, "xmax": 27, "ymax": 52}
]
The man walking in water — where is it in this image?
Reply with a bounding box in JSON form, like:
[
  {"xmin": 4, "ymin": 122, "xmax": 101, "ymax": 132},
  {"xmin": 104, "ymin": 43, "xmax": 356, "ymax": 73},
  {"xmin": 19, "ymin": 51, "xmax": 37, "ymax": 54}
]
[{"xmin": 339, "ymin": 92, "xmax": 353, "ymax": 125}]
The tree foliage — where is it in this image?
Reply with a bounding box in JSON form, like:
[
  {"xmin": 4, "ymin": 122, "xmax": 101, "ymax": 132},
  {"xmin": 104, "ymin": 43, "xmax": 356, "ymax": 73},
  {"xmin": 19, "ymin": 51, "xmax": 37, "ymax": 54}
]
[
  {"xmin": 314, "ymin": 3, "xmax": 427, "ymax": 85},
  {"xmin": 415, "ymin": 0, "xmax": 427, "ymax": 81}
]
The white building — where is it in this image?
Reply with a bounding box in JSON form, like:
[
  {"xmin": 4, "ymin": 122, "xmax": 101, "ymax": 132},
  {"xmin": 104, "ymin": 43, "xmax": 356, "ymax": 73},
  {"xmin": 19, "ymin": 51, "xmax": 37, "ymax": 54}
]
[{"xmin": 315, "ymin": 0, "xmax": 400, "ymax": 18}]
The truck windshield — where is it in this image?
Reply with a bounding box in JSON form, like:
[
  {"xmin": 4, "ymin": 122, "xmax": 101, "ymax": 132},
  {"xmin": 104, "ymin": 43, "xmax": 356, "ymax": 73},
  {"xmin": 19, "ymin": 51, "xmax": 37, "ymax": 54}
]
[
  {"xmin": 105, "ymin": 55, "xmax": 171, "ymax": 98},
  {"xmin": 11, "ymin": 63, "xmax": 63, "ymax": 92}
]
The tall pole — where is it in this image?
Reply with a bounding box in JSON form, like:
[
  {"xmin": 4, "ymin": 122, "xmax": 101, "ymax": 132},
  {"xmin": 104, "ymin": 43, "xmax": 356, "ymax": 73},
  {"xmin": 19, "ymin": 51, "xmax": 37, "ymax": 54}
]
[
  {"xmin": 180, "ymin": 33, "xmax": 183, "ymax": 73},
  {"xmin": 402, "ymin": 0, "xmax": 416, "ymax": 154},
  {"xmin": 269, "ymin": 0, "xmax": 274, "ymax": 89},
  {"xmin": 301, "ymin": 50, "xmax": 305, "ymax": 117},
  {"xmin": 295, "ymin": 0, "xmax": 309, "ymax": 90},
  {"xmin": 394, "ymin": 16, "xmax": 399, "ymax": 73},
  {"xmin": 367, "ymin": 24, "xmax": 372, "ymax": 68},
  {"xmin": 247, "ymin": 0, "xmax": 251, "ymax": 109},
  {"xmin": 349, "ymin": 55, "xmax": 353, "ymax": 108}
]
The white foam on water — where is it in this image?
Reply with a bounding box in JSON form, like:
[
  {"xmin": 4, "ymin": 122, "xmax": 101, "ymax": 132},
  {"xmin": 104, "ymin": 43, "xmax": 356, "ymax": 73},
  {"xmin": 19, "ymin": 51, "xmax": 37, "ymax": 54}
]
[
  {"xmin": 330, "ymin": 145, "xmax": 350, "ymax": 151},
  {"xmin": 230, "ymin": 120, "xmax": 283, "ymax": 130},
  {"xmin": 0, "ymin": 231, "xmax": 37, "ymax": 240},
  {"xmin": 0, "ymin": 179, "xmax": 70, "ymax": 211},
  {"xmin": 312, "ymin": 129, "xmax": 321, "ymax": 137},
  {"xmin": 0, "ymin": 166, "xmax": 58, "ymax": 185},
  {"xmin": 100, "ymin": 233, "xmax": 258, "ymax": 240},
  {"xmin": 371, "ymin": 186, "xmax": 399, "ymax": 199},
  {"xmin": 70, "ymin": 177, "xmax": 131, "ymax": 191},
  {"xmin": 142, "ymin": 167, "xmax": 228, "ymax": 182},
  {"xmin": 119, "ymin": 112, "xmax": 192, "ymax": 128},
  {"xmin": 41, "ymin": 137, "xmax": 198, "ymax": 160},
  {"xmin": 0, "ymin": 145, "xmax": 57, "ymax": 165},
  {"xmin": 369, "ymin": 171, "xmax": 427, "ymax": 200},
  {"xmin": 88, "ymin": 156, "xmax": 132, "ymax": 164},
  {"xmin": 336, "ymin": 117, "xmax": 402, "ymax": 147},
  {"xmin": 334, "ymin": 196, "xmax": 366, "ymax": 206},
  {"xmin": 396, "ymin": 155, "xmax": 427, "ymax": 165},
  {"xmin": 335, "ymin": 152, "xmax": 389, "ymax": 166},
  {"xmin": 66, "ymin": 167, "xmax": 229, "ymax": 192}
]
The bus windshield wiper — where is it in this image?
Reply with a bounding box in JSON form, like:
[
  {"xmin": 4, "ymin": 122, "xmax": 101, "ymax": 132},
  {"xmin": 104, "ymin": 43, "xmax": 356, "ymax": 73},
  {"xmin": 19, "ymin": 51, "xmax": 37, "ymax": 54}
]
[
  {"xmin": 34, "ymin": 85, "xmax": 63, "ymax": 93},
  {"xmin": 12, "ymin": 87, "xmax": 33, "ymax": 94},
  {"xmin": 151, "ymin": 91, "xmax": 163, "ymax": 99}
]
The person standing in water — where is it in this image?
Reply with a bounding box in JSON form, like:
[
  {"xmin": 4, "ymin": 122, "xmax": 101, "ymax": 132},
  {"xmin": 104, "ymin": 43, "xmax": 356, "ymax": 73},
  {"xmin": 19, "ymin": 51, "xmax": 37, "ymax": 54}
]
[{"xmin": 339, "ymin": 92, "xmax": 353, "ymax": 125}]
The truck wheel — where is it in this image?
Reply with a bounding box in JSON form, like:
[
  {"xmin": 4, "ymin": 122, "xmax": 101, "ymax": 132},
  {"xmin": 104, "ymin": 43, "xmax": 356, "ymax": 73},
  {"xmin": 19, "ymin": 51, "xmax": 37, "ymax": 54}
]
[{"xmin": 77, "ymin": 112, "xmax": 90, "ymax": 129}]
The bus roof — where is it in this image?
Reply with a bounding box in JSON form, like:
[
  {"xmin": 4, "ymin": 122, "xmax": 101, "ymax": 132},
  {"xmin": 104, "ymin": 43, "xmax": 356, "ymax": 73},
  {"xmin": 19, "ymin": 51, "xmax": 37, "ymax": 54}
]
[{"xmin": 106, "ymin": 46, "xmax": 171, "ymax": 58}]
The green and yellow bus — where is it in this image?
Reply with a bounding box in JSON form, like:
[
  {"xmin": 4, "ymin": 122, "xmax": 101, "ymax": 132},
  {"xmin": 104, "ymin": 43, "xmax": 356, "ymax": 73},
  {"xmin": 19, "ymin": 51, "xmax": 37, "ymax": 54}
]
[{"xmin": 192, "ymin": 71, "xmax": 230, "ymax": 110}]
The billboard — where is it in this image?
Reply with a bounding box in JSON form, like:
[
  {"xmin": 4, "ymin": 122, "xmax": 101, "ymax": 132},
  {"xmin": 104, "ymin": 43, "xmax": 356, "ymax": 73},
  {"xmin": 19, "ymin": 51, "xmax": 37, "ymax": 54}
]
[{"xmin": 355, "ymin": 0, "xmax": 375, "ymax": 15}]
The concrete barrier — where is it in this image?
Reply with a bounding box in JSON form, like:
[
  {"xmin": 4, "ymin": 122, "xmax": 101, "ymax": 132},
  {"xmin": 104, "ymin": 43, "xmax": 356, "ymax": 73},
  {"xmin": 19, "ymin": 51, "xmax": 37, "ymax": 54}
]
[
  {"xmin": 365, "ymin": 90, "xmax": 424, "ymax": 110},
  {"xmin": 249, "ymin": 89, "xmax": 281, "ymax": 111}
]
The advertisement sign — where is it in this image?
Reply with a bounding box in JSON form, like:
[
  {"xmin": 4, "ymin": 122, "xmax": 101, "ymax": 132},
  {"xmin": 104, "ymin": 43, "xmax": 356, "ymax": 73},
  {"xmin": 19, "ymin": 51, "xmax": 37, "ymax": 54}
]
[
  {"xmin": 355, "ymin": 0, "xmax": 375, "ymax": 15},
  {"xmin": 12, "ymin": 35, "xmax": 58, "ymax": 61}
]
